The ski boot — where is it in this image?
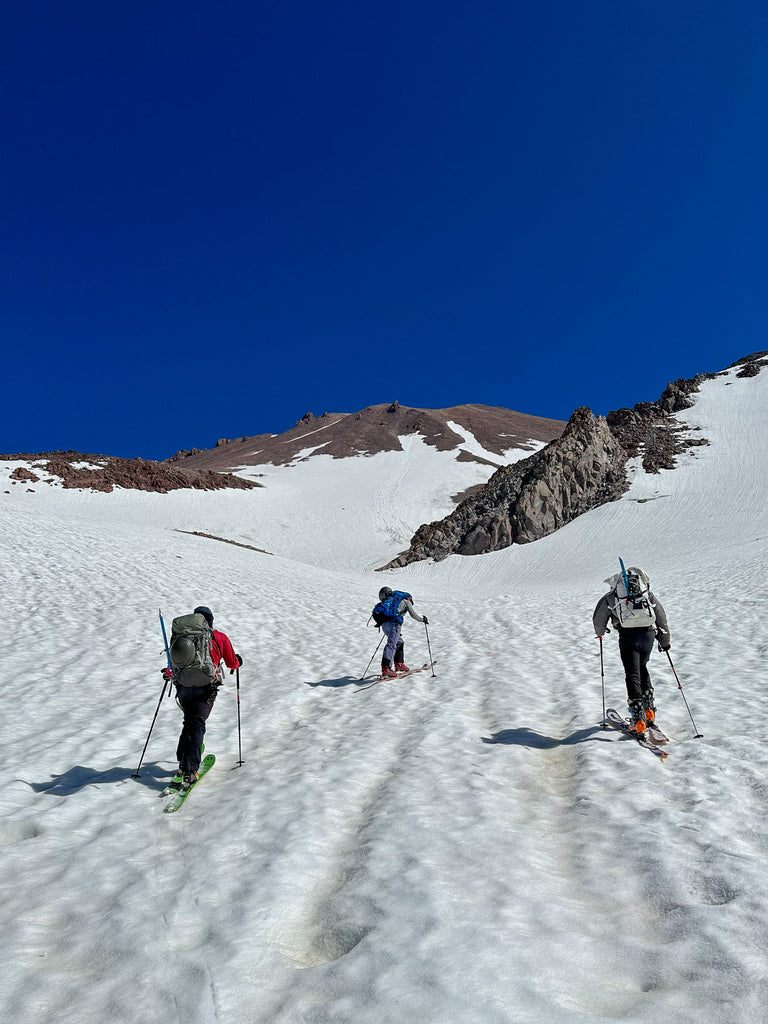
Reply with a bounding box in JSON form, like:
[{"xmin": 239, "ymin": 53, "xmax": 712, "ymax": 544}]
[
  {"xmin": 381, "ymin": 665, "xmax": 398, "ymax": 678},
  {"xmin": 395, "ymin": 662, "xmax": 409, "ymax": 673},
  {"xmin": 641, "ymin": 688, "xmax": 657, "ymax": 724},
  {"xmin": 628, "ymin": 700, "xmax": 647, "ymax": 734},
  {"xmin": 181, "ymin": 770, "xmax": 199, "ymax": 790}
]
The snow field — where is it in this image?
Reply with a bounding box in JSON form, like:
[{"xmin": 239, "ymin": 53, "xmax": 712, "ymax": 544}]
[{"xmin": 2, "ymin": 365, "xmax": 768, "ymax": 1022}]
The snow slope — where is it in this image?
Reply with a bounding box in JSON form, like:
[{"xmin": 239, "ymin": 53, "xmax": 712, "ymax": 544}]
[{"xmin": 2, "ymin": 365, "xmax": 768, "ymax": 1024}]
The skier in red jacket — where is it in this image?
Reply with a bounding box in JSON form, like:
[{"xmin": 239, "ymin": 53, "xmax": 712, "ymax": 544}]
[{"xmin": 163, "ymin": 605, "xmax": 241, "ymax": 786}]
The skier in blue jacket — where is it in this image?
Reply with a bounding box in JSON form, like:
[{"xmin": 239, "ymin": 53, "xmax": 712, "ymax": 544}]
[{"xmin": 375, "ymin": 587, "xmax": 428, "ymax": 677}]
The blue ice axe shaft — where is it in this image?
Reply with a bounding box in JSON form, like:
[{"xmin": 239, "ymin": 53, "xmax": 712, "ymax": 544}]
[
  {"xmin": 619, "ymin": 557, "xmax": 630, "ymax": 593},
  {"xmin": 159, "ymin": 609, "xmax": 172, "ymax": 669},
  {"xmin": 132, "ymin": 610, "xmax": 173, "ymax": 778}
]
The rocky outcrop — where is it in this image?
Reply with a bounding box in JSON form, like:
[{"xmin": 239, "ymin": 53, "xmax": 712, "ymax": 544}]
[
  {"xmin": 9, "ymin": 466, "xmax": 40, "ymax": 483},
  {"xmin": 606, "ymin": 371, "xmax": 718, "ymax": 473},
  {"xmin": 733, "ymin": 352, "xmax": 768, "ymax": 378},
  {"xmin": 381, "ymin": 408, "xmax": 627, "ymax": 567},
  {"xmin": 380, "ymin": 356, "xmax": 766, "ymax": 568},
  {"xmin": 1, "ymin": 452, "xmax": 261, "ymax": 494}
]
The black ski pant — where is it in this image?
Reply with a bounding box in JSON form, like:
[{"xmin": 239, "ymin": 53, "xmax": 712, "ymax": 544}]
[
  {"xmin": 618, "ymin": 627, "xmax": 655, "ymax": 704},
  {"xmin": 175, "ymin": 683, "xmax": 218, "ymax": 773}
]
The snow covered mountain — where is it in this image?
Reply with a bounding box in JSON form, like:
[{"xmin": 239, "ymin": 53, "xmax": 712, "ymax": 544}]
[
  {"xmin": 166, "ymin": 400, "xmax": 566, "ymax": 471},
  {"xmin": 2, "ymin": 401, "xmax": 563, "ymax": 573},
  {"xmin": 2, "ymin": 361, "xmax": 768, "ymax": 1024}
]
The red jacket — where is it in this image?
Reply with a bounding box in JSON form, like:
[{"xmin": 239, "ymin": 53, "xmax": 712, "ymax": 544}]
[{"xmin": 211, "ymin": 630, "xmax": 239, "ymax": 671}]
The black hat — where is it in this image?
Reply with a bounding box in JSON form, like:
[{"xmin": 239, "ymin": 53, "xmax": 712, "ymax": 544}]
[{"xmin": 194, "ymin": 605, "xmax": 214, "ymax": 627}]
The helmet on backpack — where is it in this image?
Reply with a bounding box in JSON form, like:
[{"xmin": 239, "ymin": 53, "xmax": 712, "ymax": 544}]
[
  {"xmin": 194, "ymin": 606, "xmax": 214, "ymax": 627},
  {"xmin": 170, "ymin": 612, "xmax": 218, "ymax": 686},
  {"xmin": 378, "ymin": 587, "xmax": 393, "ymax": 602},
  {"xmin": 169, "ymin": 635, "xmax": 197, "ymax": 669}
]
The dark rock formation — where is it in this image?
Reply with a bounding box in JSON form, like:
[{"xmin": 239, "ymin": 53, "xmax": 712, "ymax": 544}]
[
  {"xmin": 174, "ymin": 530, "xmax": 271, "ymax": 554},
  {"xmin": 733, "ymin": 352, "xmax": 768, "ymax": 378},
  {"xmin": 731, "ymin": 350, "xmax": 768, "ymax": 366},
  {"xmin": 9, "ymin": 466, "xmax": 40, "ymax": 483},
  {"xmin": 606, "ymin": 371, "xmax": 719, "ymax": 473},
  {"xmin": 0, "ymin": 452, "xmax": 261, "ymax": 494},
  {"xmin": 381, "ymin": 355, "xmax": 764, "ymax": 568},
  {"xmin": 382, "ymin": 408, "xmax": 627, "ymax": 567}
]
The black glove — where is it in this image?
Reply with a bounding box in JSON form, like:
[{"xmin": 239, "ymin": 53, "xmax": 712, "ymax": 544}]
[
  {"xmin": 236, "ymin": 653, "xmax": 243, "ymax": 666},
  {"xmin": 658, "ymin": 641, "xmax": 671, "ymax": 652},
  {"xmin": 161, "ymin": 667, "xmax": 173, "ymax": 681},
  {"xmin": 423, "ymin": 615, "xmax": 429, "ymax": 625}
]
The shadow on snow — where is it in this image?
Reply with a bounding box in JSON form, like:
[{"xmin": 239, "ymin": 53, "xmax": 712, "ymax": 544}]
[
  {"xmin": 26, "ymin": 762, "xmax": 173, "ymax": 795},
  {"xmin": 304, "ymin": 675, "xmax": 367, "ymax": 688},
  {"xmin": 481, "ymin": 725, "xmax": 612, "ymax": 748}
]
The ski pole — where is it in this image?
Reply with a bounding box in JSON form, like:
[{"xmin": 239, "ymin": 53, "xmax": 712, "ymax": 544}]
[
  {"xmin": 425, "ymin": 621, "xmax": 436, "ymax": 677},
  {"xmin": 132, "ymin": 677, "xmax": 169, "ymax": 778},
  {"xmin": 234, "ymin": 666, "xmax": 244, "ymax": 767},
  {"xmin": 599, "ymin": 635, "xmax": 606, "ymax": 728},
  {"xmin": 132, "ymin": 609, "xmax": 174, "ymax": 778},
  {"xmin": 665, "ymin": 649, "xmax": 703, "ymax": 738},
  {"xmin": 360, "ymin": 635, "xmax": 385, "ymax": 680}
]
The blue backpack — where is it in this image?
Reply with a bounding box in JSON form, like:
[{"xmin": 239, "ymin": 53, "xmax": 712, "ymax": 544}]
[{"xmin": 371, "ymin": 591, "xmax": 412, "ymax": 626}]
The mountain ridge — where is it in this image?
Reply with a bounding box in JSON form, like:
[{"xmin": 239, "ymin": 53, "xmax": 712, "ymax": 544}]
[{"xmin": 165, "ymin": 401, "xmax": 567, "ymax": 471}]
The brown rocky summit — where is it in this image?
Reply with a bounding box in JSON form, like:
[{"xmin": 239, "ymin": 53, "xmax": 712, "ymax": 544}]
[{"xmin": 167, "ymin": 402, "xmax": 567, "ymax": 471}]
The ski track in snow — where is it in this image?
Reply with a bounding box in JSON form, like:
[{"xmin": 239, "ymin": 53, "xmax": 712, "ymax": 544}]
[{"xmin": 2, "ymin": 366, "xmax": 768, "ymax": 1022}]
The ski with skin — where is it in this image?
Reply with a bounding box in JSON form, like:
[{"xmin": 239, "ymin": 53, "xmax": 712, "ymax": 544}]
[
  {"xmin": 354, "ymin": 661, "xmax": 436, "ymax": 693},
  {"xmin": 163, "ymin": 754, "xmax": 216, "ymax": 812},
  {"xmin": 602, "ymin": 709, "xmax": 668, "ymax": 759},
  {"xmin": 645, "ymin": 721, "xmax": 670, "ymax": 745},
  {"xmin": 160, "ymin": 744, "xmax": 207, "ymax": 796},
  {"xmin": 161, "ymin": 772, "xmax": 184, "ymax": 797}
]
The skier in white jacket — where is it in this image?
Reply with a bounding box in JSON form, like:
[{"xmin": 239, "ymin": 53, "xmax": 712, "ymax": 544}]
[{"xmin": 593, "ymin": 567, "xmax": 671, "ymax": 734}]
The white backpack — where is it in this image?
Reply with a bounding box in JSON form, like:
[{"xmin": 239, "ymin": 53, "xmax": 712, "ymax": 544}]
[{"xmin": 606, "ymin": 566, "xmax": 656, "ymax": 629}]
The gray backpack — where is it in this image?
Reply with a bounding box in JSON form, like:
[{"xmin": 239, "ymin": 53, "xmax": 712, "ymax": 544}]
[
  {"xmin": 607, "ymin": 566, "xmax": 657, "ymax": 629},
  {"xmin": 169, "ymin": 613, "xmax": 218, "ymax": 687}
]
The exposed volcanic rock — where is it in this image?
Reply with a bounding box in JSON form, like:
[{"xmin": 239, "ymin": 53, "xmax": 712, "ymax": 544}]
[
  {"xmin": 382, "ymin": 408, "xmax": 627, "ymax": 567},
  {"xmin": 165, "ymin": 403, "xmax": 567, "ymax": 471},
  {"xmin": 0, "ymin": 452, "xmax": 260, "ymax": 493},
  {"xmin": 732, "ymin": 351, "xmax": 768, "ymax": 378},
  {"xmin": 605, "ymin": 371, "xmax": 719, "ymax": 473},
  {"xmin": 9, "ymin": 466, "xmax": 40, "ymax": 483},
  {"xmin": 381, "ymin": 357, "xmax": 764, "ymax": 567}
]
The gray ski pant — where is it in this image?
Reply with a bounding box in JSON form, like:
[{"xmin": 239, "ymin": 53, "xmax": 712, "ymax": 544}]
[{"xmin": 381, "ymin": 621, "xmax": 404, "ymax": 667}]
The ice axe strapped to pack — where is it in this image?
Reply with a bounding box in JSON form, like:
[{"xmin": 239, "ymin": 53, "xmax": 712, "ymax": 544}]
[{"xmin": 606, "ymin": 559, "xmax": 656, "ymax": 628}]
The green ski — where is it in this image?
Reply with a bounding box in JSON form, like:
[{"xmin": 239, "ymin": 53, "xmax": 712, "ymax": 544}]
[
  {"xmin": 164, "ymin": 754, "xmax": 216, "ymax": 812},
  {"xmin": 161, "ymin": 771, "xmax": 184, "ymax": 797},
  {"xmin": 160, "ymin": 745, "xmax": 206, "ymax": 797}
]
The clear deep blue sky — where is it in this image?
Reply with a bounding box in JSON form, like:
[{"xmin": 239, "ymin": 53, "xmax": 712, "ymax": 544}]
[{"xmin": 3, "ymin": 1, "xmax": 767, "ymax": 460}]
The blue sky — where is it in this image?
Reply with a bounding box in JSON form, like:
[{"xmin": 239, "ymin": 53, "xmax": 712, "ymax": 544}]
[{"xmin": 3, "ymin": 0, "xmax": 767, "ymax": 460}]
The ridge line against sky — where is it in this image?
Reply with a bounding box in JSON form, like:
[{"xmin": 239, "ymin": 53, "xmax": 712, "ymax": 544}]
[{"xmin": 3, "ymin": 0, "xmax": 767, "ymax": 461}]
